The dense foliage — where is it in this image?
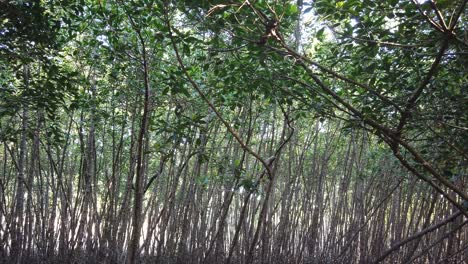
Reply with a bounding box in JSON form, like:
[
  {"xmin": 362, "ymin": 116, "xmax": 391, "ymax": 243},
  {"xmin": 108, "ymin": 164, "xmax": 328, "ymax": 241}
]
[{"xmin": 0, "ymin": 0, "xmax": 466, "ymax": 263}]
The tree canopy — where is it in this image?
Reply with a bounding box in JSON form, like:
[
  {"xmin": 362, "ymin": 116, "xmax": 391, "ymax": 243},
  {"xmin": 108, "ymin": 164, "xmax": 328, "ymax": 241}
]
[{"xmin": 0, "ymin": 0, "xmax": 467, "ymax": 263}]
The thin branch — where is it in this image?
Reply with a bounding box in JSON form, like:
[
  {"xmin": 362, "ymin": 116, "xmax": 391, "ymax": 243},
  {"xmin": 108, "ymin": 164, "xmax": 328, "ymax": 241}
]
[
  {"xmin": 373, "ymin": 210, "xmax": 464, "ymax": 263},
  {"xmin": 412, "ymin": 0, "xmax": 445, "ymax": 33},
  {"xmin": 267, "ymin": 44, "xmax": 403, "ymax": 112},
  {"xmin": 396, "ymin": 37, "xmax": 450, "ymax": 135},
  {"xmin": 407, "ymin": 219, "xmax": 468, "ymax": 263},
  {"xmin": 165, "ymin": 13, "xmax": 274, "ymax": 180},
  {"xmin": 429, "ymin": 0, "xmax": 448, "ymax": 30},
  {"xmin": 344, "ymin": 36, "xmax": 426, "ymax": 49},
  {"xmin": 448, "ymin": 0, "xmax": 467, "ymax": 30}
]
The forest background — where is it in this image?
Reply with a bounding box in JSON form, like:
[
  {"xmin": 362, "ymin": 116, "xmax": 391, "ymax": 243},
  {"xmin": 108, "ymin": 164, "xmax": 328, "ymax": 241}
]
[{"xmin": 0, "ymin": 0, "xmax": 467, "ymax": 263}]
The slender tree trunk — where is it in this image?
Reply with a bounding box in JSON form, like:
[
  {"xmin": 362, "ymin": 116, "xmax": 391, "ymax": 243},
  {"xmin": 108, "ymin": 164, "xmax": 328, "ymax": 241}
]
[
  {"xmin": 11, "ymin": 65, "xmax": 29, "ymax": 264},
  {"xmin": 127, "ymin": 22, "xmax": 151, "ymax": 264}
]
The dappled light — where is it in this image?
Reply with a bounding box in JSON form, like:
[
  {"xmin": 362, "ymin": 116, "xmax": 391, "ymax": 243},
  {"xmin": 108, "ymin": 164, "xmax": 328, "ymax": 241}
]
[{"xmin": 0, "ymin": 1, "xmax": 466, "ymax": 263}]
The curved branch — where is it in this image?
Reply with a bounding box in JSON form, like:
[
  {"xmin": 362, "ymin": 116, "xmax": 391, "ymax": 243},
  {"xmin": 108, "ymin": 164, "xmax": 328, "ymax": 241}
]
[{"xmin": 165, "ymin": 14, "xmax": 273, "ymax": 179}]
